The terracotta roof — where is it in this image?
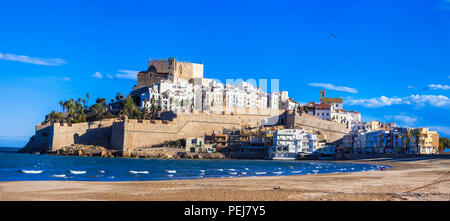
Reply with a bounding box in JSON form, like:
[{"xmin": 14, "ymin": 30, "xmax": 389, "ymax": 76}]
[
  {"xmin": 315, "ymin": 104, "xmax": 331, "ymax": 107},
  {"xmin": 322, "ymin": 98, "xmax": 343, "ymax": 103}
]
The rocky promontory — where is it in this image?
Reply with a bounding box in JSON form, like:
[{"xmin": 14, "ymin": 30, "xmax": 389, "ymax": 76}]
[{"xmin": 20, "ymin": 144, "xmax": 228, "ymax": 160}]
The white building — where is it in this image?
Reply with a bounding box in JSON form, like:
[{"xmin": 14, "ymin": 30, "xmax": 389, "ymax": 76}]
[
  {"xmin": 332, "ymin": 109, "xmax": 361, "ymax": 129},
  {"xmin": 141, "ymin": 78, "xmax": 194, "ymax": 112},
  {"xmin": 267, "ymin": 129, "xmax": 318, "ymax": 160},
  {"xmin": 315, "ymin": 104, "xmax": 332, "ymax": 121},
  {"xmin": 139, "ymin": 78, "xmax": 296, "ymax": 112}
]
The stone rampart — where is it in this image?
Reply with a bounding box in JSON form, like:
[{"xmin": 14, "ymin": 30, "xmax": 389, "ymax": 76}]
[
  {"xmin": 49, "ymin": 119, "xmax": 119, "ymax": 151},
  {"xmin": 24, "ymin": 110, "xmax": 350, "ymax": 153},
  {"xmin": 285, "ymin": 111, "xmax": 349, "ymax": 142},
  {"xmin": 117, "ymin": 112, "xmax": 278, "ymax": 151}
]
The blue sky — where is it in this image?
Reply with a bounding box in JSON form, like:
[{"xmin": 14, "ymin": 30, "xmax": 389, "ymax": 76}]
[{"xmin": 0, "ymin": 0, "xmax": 449, "ymax": 147}]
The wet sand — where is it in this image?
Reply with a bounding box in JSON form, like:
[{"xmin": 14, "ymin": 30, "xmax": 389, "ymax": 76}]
[{"xmin": 1, "ymin": 157, "xmax": 449, "ymax": 201}]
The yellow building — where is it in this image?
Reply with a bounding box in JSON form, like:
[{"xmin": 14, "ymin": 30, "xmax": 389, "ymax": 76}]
[{"xmin": 410, "ymin": 128, "xmax": 439, "ymax": 154}]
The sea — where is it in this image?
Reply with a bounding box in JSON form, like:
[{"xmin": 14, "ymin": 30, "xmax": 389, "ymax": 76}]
[{"xmin": 0, "ymin": 147, "xmax": 389, "ymax": 181}]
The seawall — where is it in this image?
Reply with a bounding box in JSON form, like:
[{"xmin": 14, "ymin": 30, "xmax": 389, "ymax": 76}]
[{"xmin": 22, "ymin": 110, "xmax": 349, "ymax": 153}]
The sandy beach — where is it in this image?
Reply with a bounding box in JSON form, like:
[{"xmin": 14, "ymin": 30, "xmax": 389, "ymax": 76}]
[{"xmin": 1, "ymin": 157, "xmax": 449, "ymax": 201}]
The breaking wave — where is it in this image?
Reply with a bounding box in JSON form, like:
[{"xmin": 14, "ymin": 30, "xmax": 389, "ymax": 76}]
[
  {"xmin": 52, "ymin": 174, "xmax": 67, "ymax": 178},
  {"xmin": 21, "ymin": 170, "xmax": 43, "ymax": 174},
  {"xmin": 69, "ymin": 170, "xmax": 86, "ymax": 174},
  {"xmin": 129, "ymin": 170, "xmax": 149, "ymax": 174}
]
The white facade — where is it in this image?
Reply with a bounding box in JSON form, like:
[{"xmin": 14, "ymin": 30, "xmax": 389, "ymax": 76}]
[
  {"xmin": 139, "ymin": 78, "xmax": 296, "ymax": 112},
  {"xmin": 332, "ymin": 109, "xmax": 361, "ymax": 129},
  {"xmin": 141, "ymin": 78, "xmax": 194, "ymax": 112},
  {"xmin": 267, "ymin": 129, "xmax": 318, "ymax": 159},
  {"xmin": 315, "ymin": 104, "xmax": 333, "ymax": 121}
]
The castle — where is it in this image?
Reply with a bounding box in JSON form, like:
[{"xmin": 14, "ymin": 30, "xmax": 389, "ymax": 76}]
[
  {"xmin": 134, "ymin": 57, "xmax": 204, "ymax": 90},
  {"xmin": 22, "ymin": 57, "xmax": 352, "ymax": 154}
]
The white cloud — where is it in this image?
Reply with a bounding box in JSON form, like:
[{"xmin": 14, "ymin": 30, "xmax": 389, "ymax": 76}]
[
  {"xmin": 308, "ymin": 83, "xmax": 358, "ymax": 94},
  {"xmin": 0, "ymin": 52, "xmax": 66, "ymax": 66},
  {"xmin": 407, "ymin": 86, "xmax": 416, "ymax": 89},
  {"xmin": 428, "ymin": 126, "xmax": 450, "ymax": 136},
  {"xmin": 115, "ymin": 70, "xmax": 138, "ymax": 80},
  {"xmin": 92, "ymin": 72, "xmax": 103, "ymax": 79},
  {"xmin": 62, "ymin": 77, "xmax": 71, "ymax": 81},
  {"xmin": 106, "ymin": 74, "xmax": 114, "ymax": 79},
  {"xmin": 347, "ymin": 94, "xmax": 450, "ymax": 108},
  {"xmin": 384, "ymin": 114, "xmax": 417, "ymax": 126},
  {"xmin": 429, "ymin": 84, "xmax": 450, "ymax": 90}
]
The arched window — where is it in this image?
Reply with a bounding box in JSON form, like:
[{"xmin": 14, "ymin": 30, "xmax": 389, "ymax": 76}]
[{"xmin": 148, "ymin": 65, "xmax": 157, "ymax": 73}]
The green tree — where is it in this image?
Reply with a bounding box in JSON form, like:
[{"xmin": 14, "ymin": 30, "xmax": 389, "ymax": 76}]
[
  {"xmin": 439, "ymin": 137, "xmax": 450, "ymax": 152},
  {"xmin": 116, "ymin": 92, "xmax": 124, "ymax": 102},
  {"xmin": 92, "ymin": 103, "xmax": 104, "ymax": 121},
  {"xmin": 123, "ymin": 96, "xmax": 136, "ymax": 118}
]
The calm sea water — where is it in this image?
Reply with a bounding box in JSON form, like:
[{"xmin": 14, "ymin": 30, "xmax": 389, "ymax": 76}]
[{"xmin": 0, "ymin": 147, "xmax": 388, "ymax": 181}]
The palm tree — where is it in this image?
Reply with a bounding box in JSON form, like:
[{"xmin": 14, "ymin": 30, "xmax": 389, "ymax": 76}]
[
  {"xmin": 414, "ymin": 129, "xmax": 422, "ymax": 155},
  {"xmin": 59, "ymin": 101, "xmax": 63, "ymax": 112},
  {"xmin": 63, "ymin": 101, "xmax": 68, "ymax": 113},
  {"xmin": 96, "ymin": 98, "xmax": 107, "ymax": 107},
  {"xmin": 86, "ymin": 92, "xmax": 90, "ymax": 107},
  {"xmin": 116, "ymin": 92, "xmax": 123, "ymax": 102},
  {"xmin": 405, "ymin": 130, "xmax": 411, "ymax": 155}
]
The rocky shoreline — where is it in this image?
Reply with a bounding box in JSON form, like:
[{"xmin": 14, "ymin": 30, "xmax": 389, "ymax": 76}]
[{"xmin": 21, "ymin": 144, "xmax": 228, "ymax": 160}]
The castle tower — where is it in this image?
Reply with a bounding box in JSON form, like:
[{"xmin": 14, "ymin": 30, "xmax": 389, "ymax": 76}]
[
  {"xmin": 133, "ymin": 57, "xmax": 204, "ymax": 90},
  {"xmin": 320, "ymin": 90, "xmax": 326, "ymax": 104}
]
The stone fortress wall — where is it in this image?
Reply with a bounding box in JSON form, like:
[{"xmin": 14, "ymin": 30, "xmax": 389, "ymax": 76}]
[
  {"xmin": 284, "ymin": 111, "xmax": 349, "ymax": 142},
  {"xmin": 49, "ymin": 119, "xmax": 118, "ymax": 151},
  {"xmin": 28, "ymin": 110, "xmax": 349, "ymax": 153},
  {"xmin": 135, "ymin": 57, "xmax": 204, "ymax": 90}
]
